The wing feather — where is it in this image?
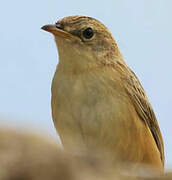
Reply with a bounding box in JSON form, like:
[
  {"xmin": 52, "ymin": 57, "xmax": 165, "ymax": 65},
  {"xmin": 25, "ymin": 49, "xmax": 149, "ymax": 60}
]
[{"xmin": 116, "ymin": 61, "xmax": 165, "ymax": 165}]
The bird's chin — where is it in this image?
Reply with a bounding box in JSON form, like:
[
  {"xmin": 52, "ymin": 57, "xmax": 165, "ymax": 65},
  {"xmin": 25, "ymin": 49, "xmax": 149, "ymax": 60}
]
[
  {"xmin": 54, "ymin": 39, "xmax": 97, "ymax": 74},
  {"xmin": 54, "ymin": 37, "xmax": 81, "ymax": 59},
  {"xmin": 54, "ymin": 35, "xmax": 82, "ymax": 46},
  {"xmin": 54, "ymin": 36, "xmax": 86, "ymax": 55}
]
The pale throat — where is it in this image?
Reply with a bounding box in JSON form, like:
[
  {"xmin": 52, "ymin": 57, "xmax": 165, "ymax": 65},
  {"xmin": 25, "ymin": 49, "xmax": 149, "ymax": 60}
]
[{"xmin": 55, "ymin": 39, "xmax": 100, "ymax": 74}]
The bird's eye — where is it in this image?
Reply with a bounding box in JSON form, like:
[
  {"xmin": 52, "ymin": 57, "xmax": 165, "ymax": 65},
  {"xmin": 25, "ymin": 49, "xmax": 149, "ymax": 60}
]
[
  {"xmin": 82, "ymin": 27, "xmax": 94, "ymax": 39},
  {"xmin": 55, "ymin": 23, "xmax": 64, "ymax": 30}
]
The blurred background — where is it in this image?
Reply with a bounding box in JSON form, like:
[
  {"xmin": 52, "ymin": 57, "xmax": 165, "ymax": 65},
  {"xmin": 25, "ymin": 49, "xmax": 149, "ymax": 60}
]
[{"xmin": 0, "ymin": 0, "xmax": 171, "ymax": 168}]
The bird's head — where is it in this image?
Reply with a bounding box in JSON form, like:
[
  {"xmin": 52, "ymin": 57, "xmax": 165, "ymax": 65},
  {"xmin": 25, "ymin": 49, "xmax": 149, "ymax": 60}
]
[{"xmin": 42, "ymin": 16, "xmax": 122, "ymax": 73}]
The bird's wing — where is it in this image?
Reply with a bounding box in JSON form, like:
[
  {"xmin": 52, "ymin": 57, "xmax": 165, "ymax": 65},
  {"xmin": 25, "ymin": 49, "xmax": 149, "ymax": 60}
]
[{"xmin": 116, "ymin": 61, "xmax": 164, "ymax": 166}]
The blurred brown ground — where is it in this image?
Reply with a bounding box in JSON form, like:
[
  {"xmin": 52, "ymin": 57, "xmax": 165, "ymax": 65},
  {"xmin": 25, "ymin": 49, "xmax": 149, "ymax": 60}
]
[{"xmin": 0, "ymin": 127, "xmax": 171, "ymax": 180}]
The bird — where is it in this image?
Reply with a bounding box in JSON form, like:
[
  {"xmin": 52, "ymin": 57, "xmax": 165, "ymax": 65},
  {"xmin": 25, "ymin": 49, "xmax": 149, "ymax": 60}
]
[{"xmin": 42, "ymin": 15, "xmax": 164, "ymax": 173}]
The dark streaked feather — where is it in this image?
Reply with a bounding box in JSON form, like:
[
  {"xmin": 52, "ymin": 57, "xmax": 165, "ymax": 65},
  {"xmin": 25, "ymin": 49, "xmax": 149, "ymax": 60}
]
[{"xmin": 116, "ymin": 61, "xmax": 164, "ymax": 166}]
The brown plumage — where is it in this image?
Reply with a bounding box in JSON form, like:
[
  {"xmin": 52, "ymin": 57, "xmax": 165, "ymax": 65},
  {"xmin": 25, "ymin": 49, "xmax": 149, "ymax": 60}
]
[{"xmin": 42, "ymin": 16, "xmax": 164, "ymax": 173}]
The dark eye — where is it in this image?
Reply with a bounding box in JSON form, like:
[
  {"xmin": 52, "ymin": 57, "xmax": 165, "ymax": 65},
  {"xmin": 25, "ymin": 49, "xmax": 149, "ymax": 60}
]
[{"xmin": 82, "ymin": 27, "xmax": 94, "ymax": 39}]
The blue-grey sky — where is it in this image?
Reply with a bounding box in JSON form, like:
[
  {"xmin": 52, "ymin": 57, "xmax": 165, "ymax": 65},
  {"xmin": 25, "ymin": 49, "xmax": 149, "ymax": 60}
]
[{"xmin": 0, "ymin": 0, "xmax": 171, "ymax": 167}]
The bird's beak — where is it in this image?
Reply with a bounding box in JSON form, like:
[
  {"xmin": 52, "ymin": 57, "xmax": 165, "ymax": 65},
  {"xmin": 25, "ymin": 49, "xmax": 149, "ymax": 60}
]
[{"xmin": 41, "ymin": 24, "xmax": 80, "ymax": 41}]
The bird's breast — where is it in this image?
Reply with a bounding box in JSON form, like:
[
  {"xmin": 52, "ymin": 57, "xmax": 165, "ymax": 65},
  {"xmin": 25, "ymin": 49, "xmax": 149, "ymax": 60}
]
[
  {"xmin": 51, "ymin": 69, "xmax": 134, "ymax": 152},
  {"xmin": 51, "ymin": 68, "xmax": 164, "ymax": 173}
]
